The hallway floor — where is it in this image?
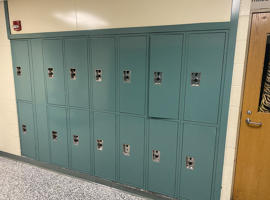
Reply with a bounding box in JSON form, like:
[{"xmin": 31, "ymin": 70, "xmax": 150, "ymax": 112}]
[{"xmin": 0, "ymin": 156, "xmax": 146, "ymax": 200}]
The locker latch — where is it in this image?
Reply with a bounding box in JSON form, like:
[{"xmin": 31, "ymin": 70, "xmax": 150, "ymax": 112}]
[
  {"xmin": 95, "ymin": 69, "xmax": 102, "ymax": 81},
  {"xmin": 152, "ymin": 150, "xmax": 160, "ymax": 162},
  {"xmin": 16, "ymin": 67, "xmax": 21, "ymax": 76},
  {"xmin": 123, "ymin": 144, "xmax": 130, "ymax": 156},
  {"xmin": 97, "ymin": 139, "xmax": 103, "ymax": 150},
  {"xmin": 123, "ymin": 71, "xmax": 131, "ymax": 83},
  {"xmin": 154, "ymin": 72, "xmax": 162, "ymax": 85},
  {"xmin": 191, "ymin": 73, "xmax": 201, "ymax": 86},
  {"xmin": 48, "ymin": 68, "xmax": 54, "ymax": 78},
  {"xmin": 52, "ymin": 131, "xmax": 57, "ymax": 141},
  {"xmin": 22, "ymin": 125, "xmax": 26, "ymax": 134},
  {"xmin": 186, "ymin": 156, "xmax": 195, "ymax": 170},
  {"xmin": 73, "ymin": 135, "xmax": 79, "ymax": 145},
  {"xmin": 70, "ymin": 68, "xmax": 76, "ymax": 80}
]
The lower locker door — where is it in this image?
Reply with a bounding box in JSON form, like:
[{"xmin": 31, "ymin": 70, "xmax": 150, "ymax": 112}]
[
  {"xmin": 18, "ymin": 102, "xmax": 36, "ymax": 159},
  {"xmin": 179, "ymin": 124, "xmax": 216, "ymax": 200},
  {"xmin": 148, "ymin": 119, "xmax": 178, "ymax": 196},
  {"xmin": 119, "ymin": 115, "xmax": 144, "ymax": 187},
  {"xmin": 70, "ymin": 109, "xmax": 91, "ymax": 173},
  {"xmin": 94, "ymin": 112, "xmax": 116, "ymax": 180},
  {"xmin": 48, "ymin": 106, "xmax": 69, "ymax": 168}
]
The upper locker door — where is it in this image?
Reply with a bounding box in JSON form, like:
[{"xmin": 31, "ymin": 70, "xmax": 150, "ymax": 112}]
[
  {"xmin": 149, "ymin": 34, "xmax": 183, "ymax": 119},
  {"xmin": 184, "ymin": 32, "xmax": 226, "ymax": 124},
  {"xmin": 11, "ymin": 40, "xmax": 32, "ymax": 101}
]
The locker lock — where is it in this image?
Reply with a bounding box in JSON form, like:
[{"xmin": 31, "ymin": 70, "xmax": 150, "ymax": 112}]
[
  {"xmin": 48, "ymin": 68, "xmax": 54, "ymax": 78},
  {"xmin": 70, "ymin": 68, "xmax": 76, "ymax": 80},
  {"xmin": 73, "ymin": 135, "xmax": 79, "ymax": 145},
  {"xmin": 52, "ymin": 131, "xmax": 57, "ymax": 141},
  {"xmin": 22, "ymin": 125, "xmax": 26, "ymax": 134},
  {"xmin": 123, "ymin": 144, "xmax": 130, "ymax": 156},
  {"xmin": 154, "ymin": 72, "xmax": 162, "ymax": 85},
  {"xmin": 95, "ymin": 69, "xmax": 102, "ymax": 81},
  {"xmin": 123, "ymin": 71, "xmax": 131, "ymax": 83},
  {"xmin": 186, "ymin": 156, "xmax": 195, "ymax": 170},
  {"xmin": 191, "ymin": 73, "xmax": 201, "ymax": 86},
  {"xmin": 152, "ymin": 150, "xmax": 160, "ymax": 162},
  {"xmin": 16, "ymin": 67, "xmax": 21, "ymax": 76},
  {"xmin": 97, "ymin": 139, "xmax": 103, "ymax": 150}
]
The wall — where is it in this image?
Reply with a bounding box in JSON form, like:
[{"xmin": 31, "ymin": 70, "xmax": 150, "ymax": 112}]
[{"xmin": 0, "ymin": 2, "xmax": 20, "ymax": 156}]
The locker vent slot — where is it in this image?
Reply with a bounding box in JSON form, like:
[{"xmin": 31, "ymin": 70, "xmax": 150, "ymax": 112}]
[
  {"xmin": 186, "ymin": 156, "xmax": 195, "ymax": 170},
  {"xmin": 191, "ymin": 73, "xmax": 201, "ymax": 86},
  {"xmin": 22, "ymin": 125, "xmax": 26, "ymax": 134},
  {"xmin": 152, "ymin": 150, "xmax": 160, "ymax": 162},
  {"xmin": 52, "ymin": 131, "xmax": 57, "ymax": 141},
  {"xmin": 123, "ymin": 71, "xmax": 131, "ymax": 83},
  {"xmin": 70, "ymin": 68, "xmax": 76, "ymax": 80},
  {"xmin": 95, "ymin": 69, "xmax": 102, "ymax": 81},
  {"xmin": 123, "ymin": 144, "xmax": 130, "ymax": 156},
  {"xmin": 16, "ymin": 67, "xmax": 21, "ymax": 76},
  {"xmin": 73, "ymin": 135, "xmax": 79, "ymax": 145},
  {"xmin": 48, "ymin": 68, "xmax": 54, "ymax": 78},
  {"xmin": 97, "ymin": 139, "xmax": 103, "ymax": 150},
  {"xmin": 154, "ymin": 72, "xmax": 162, "ymax": 85}
]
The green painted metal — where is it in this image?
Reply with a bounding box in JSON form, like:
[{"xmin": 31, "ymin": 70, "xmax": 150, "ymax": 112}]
[
  {"xmin": 69, "ymin": 109, "xmax": 91, "ymax": 173},
  {"xmin": 119, "ymin": 36, "xmax": 147, "ymax": 115},
  {"xmin": 10, "ymin": 40, "xmax": 32, "ymax": 101},
  {"xmin": 119, "ymin": 115, "xmax": 145, "ymax": 188},
  {"xmin": 91, "ymin": 38, "xmax": 116, "ymax": 112},
  {"xmin": 184, "ymin": 32, "xmax": 226, "ymax": 124},
  {"xmin": 93, "ymin": 112, "xmax": 116, "ymax": 181},
  {"xmin": 17, "ymin": 102, "xmax": 36, "ymax": 159},
  {"xmin": 48, "ymin": 106, "xmax": 69, "ymax": 168},
  {"xmin": 180, "ymin": 124, "xmax": 217, "ymax": 200},
  {"xmin": 148, "ymin": 119, "xmax": 178, "ymax": 197},
  {"xmin": 43, "ymin": 39, "xmax": 66, "ymax": 105},
  {"xmin": 149, "ymin": 34, "xmax": 183, "ymax": 119},
  {"xmin": 65, "ymin": 38, "xmax": 89, "ymax": 108}
]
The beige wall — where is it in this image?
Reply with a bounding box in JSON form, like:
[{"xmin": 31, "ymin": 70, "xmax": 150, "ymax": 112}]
[{"xmin": 0, "ymin": 2, "xmax": 20, "ymax": 156}]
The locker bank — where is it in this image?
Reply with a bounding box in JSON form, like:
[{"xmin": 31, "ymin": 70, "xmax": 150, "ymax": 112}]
[{"xmin": 0, "ymin": 0, "xmax": 254, "ymax": 199}]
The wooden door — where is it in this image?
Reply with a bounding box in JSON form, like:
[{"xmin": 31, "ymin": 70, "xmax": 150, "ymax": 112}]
[{"xmin": 233, "ymin": 13, "xmax": 270, "ymax": 200}]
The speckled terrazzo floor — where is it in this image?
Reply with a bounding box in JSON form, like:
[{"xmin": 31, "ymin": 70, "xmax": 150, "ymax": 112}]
[{"xmin": 0, "ymin": 156, "xmax": 147, "ymax": 200}]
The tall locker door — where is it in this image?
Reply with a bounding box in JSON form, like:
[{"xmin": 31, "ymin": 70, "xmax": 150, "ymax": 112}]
[
  {"xmin": 179, "ymin": 124, "xmax": 216, "ymax": 200},
  {"xmin": 148, "ymin": 119, "xmax": 178, "ymax": 196},
  {"xmin": 119, "ymin": 36, "xmax": 147, "ymax": 115},
  {"xmin": 18, "ymin": 102, "xmax": 36, "ymax": 159},
  {"xmin": 119, "ymin": 115, "xmax": 144, "ymax": 187},
  {"xmin": 94, "ymin": 112, "xmax": 115, "ymax": 180},
  {"xmin": 43, "ymin": 39, "xmax": 66, "ymax": 105},
  {"xmin": 91, "ymin": 37, "xmax": 116, "ymax": 112},
  {"xmin": 11, "ymin": 40, "xmax": 32, "ymax": 101},
  {"xmin": 184, "ymin": 32, "xmax": 226, "ymax": 124},
  {"xmin": 70, "ymin": 109, "xmax": 91, "ymax": 173},
  {"xmin": 48, "ymin": 106, "xmax": 68, "ymax": 168},
  {"xmin": 65, "ymin": 38, "xmax": 89, "ymax": 108},
  {"xmin": 149, "ymin": 34, "xmax": 183, "ymax": 119}
]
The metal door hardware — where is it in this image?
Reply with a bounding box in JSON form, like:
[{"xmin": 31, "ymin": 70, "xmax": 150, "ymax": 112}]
[
  {"xmin": 247, "ymin": 110, "xmax": 252, "ymax": 115},
  {"xmin": 191, "ymin": 72, "xmax": 201, "ymax": 86},
  {"xmin": 48, "ymin": 68, "xmax": 54, "ymax": 78},
  {"xmin": 97, "ymin": 139, "xmax": 103, "ymax": 150},
  {"xmin": 16, "ymin": 67, "xmax": 21, "ymax": 76},
  {"xmin": 123, "ymin": 144, "xmax": 130, "ymax": 156},
  {"xmin": 73, "ymin": 135, "xmax": 79, "ymax": 145},
  {"xmin": 186, "ymin": 156, "xmax": 195, "ymax": 170},
  {"xmin": 52, "ymin": 131, "xmax": 57, "ymax": 141},
  {"xmin": 123, "ymin": 71, "xmax": 131, "ymax": 83},
  {"xmin": 154, "ymin": 72, "xmax": 162, "ymax": 85},
  {"xmin": 95, "ymin": 69, "xmax": 102, "ymax": 81},
  {"xmin": 22, "ymin": 125, "xmax": 26, "ymax": 134},
  {"xmin": 245, "ymin": 118, "xmax": 262, "ymax": 126},
  {"xmin": 152, "ymin": 150, "xmax": 160, "ymax": 162},
  {"xmin": 70, "ymin": 68, "xmax": 76, "ymax": 80}
]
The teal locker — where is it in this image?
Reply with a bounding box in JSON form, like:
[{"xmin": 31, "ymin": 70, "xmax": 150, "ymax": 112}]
[
  {"xmin": 18, "ymin": 102, "xmax": 36, "ymax": 159},
  {"xmin": 149, "ymin": 34, "xmax": 183, "ymax": 119},
  {"xmin": 91, "ymin": 38, "xmax": 116, "ymax": 112},
  {"xmin": 48, "ymin": 106, "xmax": 68, "ymax": 168},
  {"xmin": 11, "ymin": 40, "xmax": 32, "ymax": 101},
  {"xmin": 184, "ymin": 32, "xmax": 226, "ymax": 124},
  {"xmin": 43, "ymin": 39, "xmax": 66, "ymax": 105},
  {"xmin": 119, "ymin": 36, "xmax": 147, "ymax": 115},
  {"xmin": 119, "ymin": 115, "xmax": 144, "ymax": 187},
  {"xmin": 148, "ymin": 119, "xmax": 178, "ymax": 196},
  {"xmin": 179, "ymin": 124, "xmax": 216, "ymax": 200},
  {"xmin": 65, "ymin": 38, "xmax": 89, "ymax": 108},
  {"xmin": 70, "ymin": 109, "xmax": 91, "ymax": 173},
  {"xmin": 94, "ymin": 112, "xmax": 116, "ymax": 180}
]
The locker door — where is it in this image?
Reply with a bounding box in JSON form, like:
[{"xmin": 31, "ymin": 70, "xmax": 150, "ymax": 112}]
[
  {"xmin": 149, "ymin": 34, "xmax": 183, "ymax": 119},
  {"xmin": 179, "ymin": 124, "xmax": 216, "ymax": 200},
  {"xmin": 65, "ymin": 38, "xmax": 89, "ymax": 108},
  {"xmin": 43, "ymin": 39, "xmax": 66, "ymax": 105},
  {"xmin": 18, "ymin": 102, "xmax": 36, "ymax": 159},
  {"xmin": 119, "ymin": 115, "xmax": 144, "ymax": 187},
  {"xmin": 184, "ymin": 32, "xmax": 226, "ymax": 124},
  {"xmin": 11, "ymin": 40, "xmax": 32, "ymax": 101},
  {"xmin": 148, "ymin": 119, "xmax": 178, "ymax": 196},
  {"xmin": 94, "ymin": 112, "xmax": 115, "ymax": 180},
  {"xmin": 91, "ymin": 38, "xmax": 116, "ymax": 112},
  {"xmin": 70, "ymin": 109, "xmax": 91, "ymax": 173},
  {"xmin": 48, "ymin": 106, "xmax": 68, "ymax": 168},
  {"xmin": 119, "ymin": 36, "xmax": 147, "ymax": 115}
]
